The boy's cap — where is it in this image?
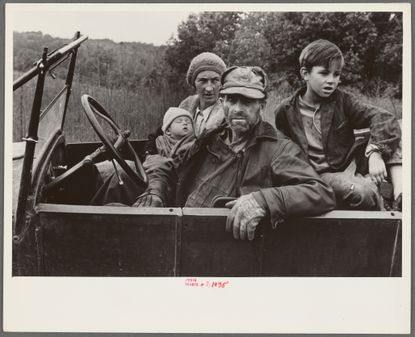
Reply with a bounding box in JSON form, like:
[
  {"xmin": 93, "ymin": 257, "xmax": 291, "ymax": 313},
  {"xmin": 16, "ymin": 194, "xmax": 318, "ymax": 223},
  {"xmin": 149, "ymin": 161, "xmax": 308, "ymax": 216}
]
[
  {"xmin": 186, "ymin": 52, "xmax": 226, "ymax": 86},
  {"xmin": 162, "ymin": 107, "xmax": 193, "ymax": 133},
  {"xmin": 220, "ymin": 66, "xmax": 268, "ymax": 99}
]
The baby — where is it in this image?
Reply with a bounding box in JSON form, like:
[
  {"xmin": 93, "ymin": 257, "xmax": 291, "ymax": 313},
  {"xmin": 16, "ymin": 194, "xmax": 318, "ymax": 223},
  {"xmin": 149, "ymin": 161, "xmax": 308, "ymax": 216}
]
[
  {"xmin": 146, "ymin": 108, "xmax": 193, "ymax": 155},
  {"xmin": 91, "ymin": 107, "xmax": 194, "ymax": 206},
  {"xmin": 143, "ymin": 107, "xmax": 194, "ymax": 173}
]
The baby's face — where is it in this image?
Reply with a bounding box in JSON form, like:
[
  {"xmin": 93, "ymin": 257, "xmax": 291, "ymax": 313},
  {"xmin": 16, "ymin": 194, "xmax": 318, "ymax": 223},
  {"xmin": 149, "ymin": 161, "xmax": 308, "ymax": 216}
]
[{"xmin": 168, "ymin": 116, "xmax": 193, "ymax": 139}]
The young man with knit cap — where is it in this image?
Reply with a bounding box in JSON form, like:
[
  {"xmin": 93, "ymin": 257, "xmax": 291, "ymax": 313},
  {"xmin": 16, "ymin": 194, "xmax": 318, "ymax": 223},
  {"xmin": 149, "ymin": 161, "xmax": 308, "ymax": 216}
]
[
  {"xmin": 135, "ymin": 66, "xmax": 335, "ymax": 241},
  {"xmin": 179, "ymin": 52, "xmax": 227, "ymax": 137}
]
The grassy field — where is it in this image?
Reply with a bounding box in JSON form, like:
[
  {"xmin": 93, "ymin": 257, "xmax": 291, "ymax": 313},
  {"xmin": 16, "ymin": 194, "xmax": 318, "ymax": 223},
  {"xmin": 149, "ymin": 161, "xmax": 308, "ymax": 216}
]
[
  {"xmin": 13, "ymin": 72, "xmax": 190, "ymax": 143},
  {"xmin": 13, "ymin": 72, "xmax": 402, "ymax": 143}
]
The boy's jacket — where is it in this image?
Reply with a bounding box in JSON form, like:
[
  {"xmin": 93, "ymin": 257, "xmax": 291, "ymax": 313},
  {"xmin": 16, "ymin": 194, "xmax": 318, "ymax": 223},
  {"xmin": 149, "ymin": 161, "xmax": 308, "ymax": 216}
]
[{"xmin": 274, "ymin": 88, "xmax": 401, "ymax": 172}]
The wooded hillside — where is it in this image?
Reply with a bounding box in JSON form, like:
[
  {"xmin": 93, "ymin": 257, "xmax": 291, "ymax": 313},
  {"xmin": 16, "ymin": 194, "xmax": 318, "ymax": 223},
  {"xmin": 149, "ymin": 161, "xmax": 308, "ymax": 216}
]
[{"xmin": 13, "ymin": 11, "xmax": 402, "ymax": 142}]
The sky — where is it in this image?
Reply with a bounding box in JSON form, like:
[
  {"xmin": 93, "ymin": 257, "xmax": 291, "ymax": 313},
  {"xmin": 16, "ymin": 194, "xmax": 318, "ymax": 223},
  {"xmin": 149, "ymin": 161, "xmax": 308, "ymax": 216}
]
[
  {"xmin": 8, "ymin": 4, "xmax": 194, "ymax": 45},
  {"xmin": 8, "ymin": 3, "xmax": 407, "ymax": 45}
]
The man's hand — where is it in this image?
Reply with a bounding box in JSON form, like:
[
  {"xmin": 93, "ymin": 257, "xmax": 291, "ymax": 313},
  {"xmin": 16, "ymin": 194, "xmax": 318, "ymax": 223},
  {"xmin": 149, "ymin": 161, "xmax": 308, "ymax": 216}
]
[
  {"xmin": 133, "ymin": 193, "xmax": 164, "ymax": 207},
  {"xmin": 225, "ymin": 194, "xmax": 266, "ymax": 241},
  {"xmin": 368, "ymin": 151, "xmax": 387, "ymax": 185}
]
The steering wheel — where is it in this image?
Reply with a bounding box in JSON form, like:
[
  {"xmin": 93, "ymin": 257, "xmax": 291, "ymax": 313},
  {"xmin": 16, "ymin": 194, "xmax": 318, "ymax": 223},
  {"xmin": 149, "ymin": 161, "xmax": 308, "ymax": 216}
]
[
  {"xmin": 43, "ymin": 95, "xmax": 147, "ymax": 193},
  {"xmin": 80, "ymin": 95, "xmax": 148, "ymax": 188}
]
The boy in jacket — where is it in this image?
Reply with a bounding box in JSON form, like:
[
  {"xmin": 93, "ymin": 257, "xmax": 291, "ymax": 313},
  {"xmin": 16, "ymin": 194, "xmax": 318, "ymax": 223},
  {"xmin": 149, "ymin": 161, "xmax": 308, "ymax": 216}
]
[{"xmin": 274, "ymin": 39, "xmax": 401, "ymax": 210}]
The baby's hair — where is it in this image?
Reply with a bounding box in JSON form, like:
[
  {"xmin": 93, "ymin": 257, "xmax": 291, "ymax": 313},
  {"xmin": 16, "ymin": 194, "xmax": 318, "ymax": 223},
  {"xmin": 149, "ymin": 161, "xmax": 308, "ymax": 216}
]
[{"xmin": 299, "ymin": 39, "xmax": 344, "ymax": 70}]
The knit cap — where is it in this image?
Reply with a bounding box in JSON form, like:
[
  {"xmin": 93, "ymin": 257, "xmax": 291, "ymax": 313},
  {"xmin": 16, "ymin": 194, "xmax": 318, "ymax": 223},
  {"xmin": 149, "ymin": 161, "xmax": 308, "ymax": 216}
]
[
  {"xmin": 162, "ymin": 107, "xmax": 193, "ymax": 133},
  {"xmin": 186, "ymin": 52, "xmax": 226, "ymax": 86}
]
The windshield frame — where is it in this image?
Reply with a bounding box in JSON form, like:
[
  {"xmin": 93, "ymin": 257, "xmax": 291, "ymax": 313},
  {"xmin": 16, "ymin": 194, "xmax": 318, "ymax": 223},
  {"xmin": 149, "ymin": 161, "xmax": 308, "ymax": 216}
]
[{"xmin": 13, "ymin": 32, "xmax": 88, "ymax": 240}]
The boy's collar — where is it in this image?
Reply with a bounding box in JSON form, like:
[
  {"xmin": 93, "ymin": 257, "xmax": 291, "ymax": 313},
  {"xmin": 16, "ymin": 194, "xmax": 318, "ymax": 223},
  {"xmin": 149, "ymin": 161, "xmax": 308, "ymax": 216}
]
[{"xmin": 298, "ymin": 94, "xmax": 320, "ymax": 110}]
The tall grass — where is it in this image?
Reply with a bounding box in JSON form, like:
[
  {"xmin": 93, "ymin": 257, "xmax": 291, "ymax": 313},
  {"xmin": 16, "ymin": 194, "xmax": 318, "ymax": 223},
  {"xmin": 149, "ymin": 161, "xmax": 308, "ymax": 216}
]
[
  {"xmin": 13, "ymin": 73, "xmax": 401, "ymax": 143},
  {"xmin": 13, "ymin": 73, "xmax": 189, "ymax": 143}
]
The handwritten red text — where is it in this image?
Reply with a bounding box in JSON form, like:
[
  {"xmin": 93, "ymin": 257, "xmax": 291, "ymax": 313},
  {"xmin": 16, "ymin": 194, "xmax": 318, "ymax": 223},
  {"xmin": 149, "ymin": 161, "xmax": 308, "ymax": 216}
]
[{"xmin": 184, "ymin": 278, "xmax": 230, "ymax": 289}]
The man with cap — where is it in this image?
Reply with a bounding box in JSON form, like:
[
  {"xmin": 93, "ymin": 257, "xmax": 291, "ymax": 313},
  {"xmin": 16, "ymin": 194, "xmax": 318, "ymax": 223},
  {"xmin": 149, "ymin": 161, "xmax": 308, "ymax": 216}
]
[
  {"xmin": 179, "ymin": 52, "xmax": 227, "ymax": 137},
  {"xmin": 135, "ymin": 66, "xmax": 335, "ymax": 240}
]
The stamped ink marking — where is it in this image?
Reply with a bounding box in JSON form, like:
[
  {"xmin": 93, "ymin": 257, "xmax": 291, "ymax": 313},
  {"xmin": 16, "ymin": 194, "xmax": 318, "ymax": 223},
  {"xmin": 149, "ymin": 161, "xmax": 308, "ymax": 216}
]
[{"xmin": 184, "ymin": 278, "xmax": 230, "ymax": 289}]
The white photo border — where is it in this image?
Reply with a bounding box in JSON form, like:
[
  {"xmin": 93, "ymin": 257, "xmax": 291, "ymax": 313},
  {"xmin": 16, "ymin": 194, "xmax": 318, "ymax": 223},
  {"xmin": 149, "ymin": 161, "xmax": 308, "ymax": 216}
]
[{"xmin": 3, "ymin": 2, "xmax": 412, "ymax": 334}]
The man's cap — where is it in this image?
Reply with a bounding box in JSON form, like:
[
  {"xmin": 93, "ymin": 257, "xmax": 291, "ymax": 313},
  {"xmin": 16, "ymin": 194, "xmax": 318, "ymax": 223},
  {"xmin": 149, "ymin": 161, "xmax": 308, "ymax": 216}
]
[
  {"xmin": 186, "ymin": 52, "xmax": 226, "ymax": 86},
  {"xmin": 162, "ymin": 107, "xmax": 193, "ymax": 133},
  {"xmin": 220, "ymin": 66, "xmax": 268, "ymax": 99}
]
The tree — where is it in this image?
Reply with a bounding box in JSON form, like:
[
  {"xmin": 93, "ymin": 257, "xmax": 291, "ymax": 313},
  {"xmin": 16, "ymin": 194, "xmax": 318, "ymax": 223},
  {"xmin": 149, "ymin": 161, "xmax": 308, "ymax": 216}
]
[
  {"xmin": 165, "ymin": 12, "xmax": 242, "ymax": 75},
  {"xmin": 227, "ymin": 13, "xmax": 272, "ymax": 71},
  {"xmin": 370, "ymin": 12, "xmax": 402, "ymax": 82}
]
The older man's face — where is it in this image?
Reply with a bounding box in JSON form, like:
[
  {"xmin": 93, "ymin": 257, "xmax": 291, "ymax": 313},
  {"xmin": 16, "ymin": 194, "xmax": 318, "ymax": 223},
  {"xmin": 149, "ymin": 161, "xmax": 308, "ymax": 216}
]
[
  {"xmin": 223, "ymin": 94, "xmax": 262, "ymax": 137},
  {"xmin": 194, "ymin": 70, "xmax": 221, "ymax": 110}
]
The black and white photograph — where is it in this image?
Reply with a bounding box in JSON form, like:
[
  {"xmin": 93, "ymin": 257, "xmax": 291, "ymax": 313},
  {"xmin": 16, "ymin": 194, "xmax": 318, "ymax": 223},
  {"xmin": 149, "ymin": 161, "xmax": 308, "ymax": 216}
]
[{"xmin": 4, "ymin": 2, "xmax": 411, "ymax": 334}]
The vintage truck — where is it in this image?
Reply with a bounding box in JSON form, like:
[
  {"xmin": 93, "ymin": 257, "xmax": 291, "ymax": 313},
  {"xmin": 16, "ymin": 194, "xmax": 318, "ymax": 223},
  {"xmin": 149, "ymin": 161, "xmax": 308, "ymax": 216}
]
[{"xmin": 12, "ymin": 33, "xmax": 402, "ymax": 277}]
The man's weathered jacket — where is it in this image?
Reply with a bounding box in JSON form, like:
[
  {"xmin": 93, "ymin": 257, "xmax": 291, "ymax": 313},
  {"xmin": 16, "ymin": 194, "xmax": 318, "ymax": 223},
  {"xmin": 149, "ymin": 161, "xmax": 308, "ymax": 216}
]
[
  {"xmin": 274, "ymin": 88, "xmax": 401, "ymax": 171},
  {"xmin": 145, "ymin": 120, "xmax": 335, "ymax": 228}
]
